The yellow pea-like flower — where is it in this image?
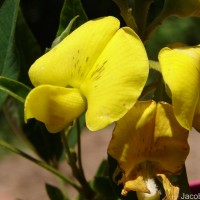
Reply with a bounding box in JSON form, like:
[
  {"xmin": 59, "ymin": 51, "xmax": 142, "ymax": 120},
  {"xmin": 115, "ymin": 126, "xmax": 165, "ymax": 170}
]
[
  {"xmin": 108, "ymin": 100, "xmax": 189, "ymax": 200},
  {"xmin": 24, "ymin": 16, "xmax": 149, "ymax": 133},
  {"xmin": 158, "ymin": 45, "xmax": 200, "ymax": 131}
]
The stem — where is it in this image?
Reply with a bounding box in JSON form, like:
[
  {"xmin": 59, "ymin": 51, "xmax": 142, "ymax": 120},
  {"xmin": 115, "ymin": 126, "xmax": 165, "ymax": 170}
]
[
  {"xmin": 144, "ymin": 12, "xmax": 167, "ymax": 41},
  {"xmin": 76, "ymin": 119, "xmax": 86, "ymax": 183},
  {"xmin": 0, "ymin": 140, "xmax": 81, "ymax": 192},
  {"xmin": 61, "ymin": 131, "xmax": 95, "ymax": 199},
  {"xmin": 153, "ymin": 80, "xmax": 171, "ymax": 104},
  {"xmin": 61, "ymin": 130, "xmax": 80, "ymax": 178},
  {"xmin": 133, "ymin": 0, "xmax": 153, "ymax": 40},
  {"xmin": 113, "ymin": 0, "xmax": 138, "ymax": 31}
]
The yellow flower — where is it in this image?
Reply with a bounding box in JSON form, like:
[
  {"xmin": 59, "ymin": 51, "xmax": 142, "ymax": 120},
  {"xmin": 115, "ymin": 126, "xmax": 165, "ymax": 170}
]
[
  {"xmin": 158, "ymin": 45, "xmax": 200, "ymax": 131},
  {"xmin": 108, "ymin": 101, "xmax": 189, "ymax": 200},
  {"xmin": 24, "ymin": 16, "xmax": 149, "ymax": 133}
]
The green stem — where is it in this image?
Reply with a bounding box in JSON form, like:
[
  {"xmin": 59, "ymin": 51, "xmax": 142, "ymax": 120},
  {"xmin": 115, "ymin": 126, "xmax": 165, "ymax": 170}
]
[
  {"xmin": 76, "ymin": 119, "xmax": 86, "ymax": 183},
  {"xmin": 112, "ymin": 0, "xmax": 138, "ymax": 31},
  {"xmin": 144, "ymin": 12, "xmax": 167, "ymax": 41},
  {"xmin": 61, "ymin": 131, "xmax": 95, "ymax": 199},
  {"xmin": 0, "ymin": 140, "xmax": 81, "ymax": 192},
  {"xmin": 153, "ymin": 80, "xmax": 171, "ymax": 104},
  {"xmin": 133, "ymin": 0, "xmax": 153, "ymax": 40},
  {"xmin": 61, "ymin": 130, "xmax": 80, "ymax": 178}
]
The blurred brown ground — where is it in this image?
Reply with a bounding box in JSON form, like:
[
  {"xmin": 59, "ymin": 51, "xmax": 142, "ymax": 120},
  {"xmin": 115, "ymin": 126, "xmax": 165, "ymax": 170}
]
[{"xmin": 0, "ymin": 126, "xmax": 199, "ymax": 200}]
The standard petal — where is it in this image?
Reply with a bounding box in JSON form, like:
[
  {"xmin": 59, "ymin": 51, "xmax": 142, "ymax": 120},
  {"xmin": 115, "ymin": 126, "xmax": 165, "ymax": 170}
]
[
  {"xmin": 82, "ymin": 27, "xmax": 149, "ymax": 131},
  {"xmin": 154, "ymin": 102, "xmax": 189, "ymax": 174},
  {"xmin": 29, "ymin": 16, "xmax": 120, "ymax": 87},
  {"xmin": 24, "ymin": 85, "xmax": 86, "ymax": 133},
  {"xmin": 108, "ymin": 101, "xmax": 189, "ymax": 195},
  {"xmin": 159, "ymin": 46, "xmax": 200, "ymax": 130},
  {"xmin": 107, "ymin": 101, "xmax": 156, "ymax": 177}
]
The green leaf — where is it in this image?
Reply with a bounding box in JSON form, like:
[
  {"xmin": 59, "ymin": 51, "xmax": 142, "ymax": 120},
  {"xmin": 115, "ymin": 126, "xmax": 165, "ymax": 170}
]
[
  {"xmin": 24, "ymin": 120, "xmax": 63, "ymax": 166},
  {"xmin": 0, "ymin": 0, "xmax": 20, "ymax": 108},
  {"xmin": 15, "ymin": 8, "xmax": 42, "ymax": 86},
  {"xmin": 0, "ymin": 108, "xmax": 18, "ymax": 156},
  {"xmin": 93, "ymin": 176, "xmax": 118, "ymax": 200},
  {"xmin": 51, "ymin": 16, "xmax": 79, "ymax": 48},
  {"xmin": 57, "ymin": 0, "xmax": 88, "ymax": 36},
  {"xmin": 0, "ymin": 0, "xmax": 5, "ymax": 7},
  {"xmin": 91, "ymin": 160, "xmax": 120, "ymax": 200},
  {"xmin": 0, "ymin": 76, "xmax": 30, "ymax": 103},
  {"xmin": 76, "ymin": 195, "xmax": 87, "ymax": 200},
  {"xmin": 95, "ymin": 159, "xmax": 108, "ymax": 177},
  {"xmin": 67, "ymin": 114, "xmax": 85, "ymax": 148},
  {"xmin": 46, "ymin": 183, "xmax": 69, "ymax": 200}
]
